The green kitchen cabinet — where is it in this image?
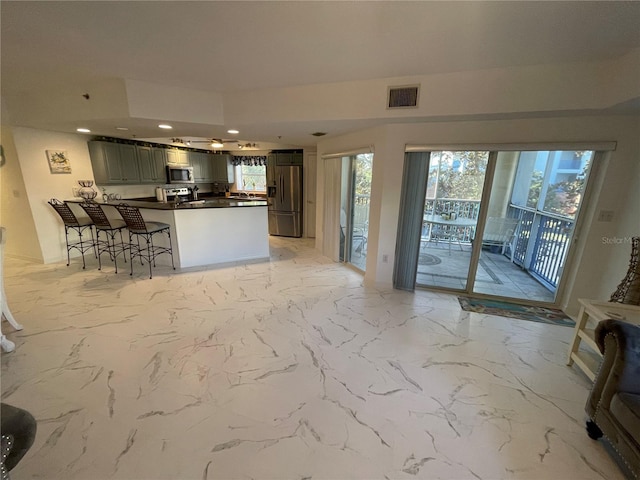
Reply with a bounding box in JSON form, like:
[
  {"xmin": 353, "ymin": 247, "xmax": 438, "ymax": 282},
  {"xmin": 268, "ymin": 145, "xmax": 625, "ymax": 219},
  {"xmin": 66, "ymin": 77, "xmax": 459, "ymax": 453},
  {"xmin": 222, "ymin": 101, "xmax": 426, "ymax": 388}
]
[
  {"xmin": 211, "ymin": 154, "xmax": 234, "ymax": 183},
  {"xmin": 166, "ymin": 148, "xmax": 189, "ymax": 166},
  {"xmin": 266, "ymin": 154, "xmax": 277, "ymax": 185},
  {"xmin": 274, "ymin": 152, "xmax": 303, "ymax": 166},
  {"xmin": 137, "ymin": 146, "xmax": 167, "ymax": 184},
  {"xmin": 89, "ymin": 141, "xmax": 141, "ymax": 184},
  {"xmin": 190, "ymin": 151, "xmax": 212, "ymax": 182}
]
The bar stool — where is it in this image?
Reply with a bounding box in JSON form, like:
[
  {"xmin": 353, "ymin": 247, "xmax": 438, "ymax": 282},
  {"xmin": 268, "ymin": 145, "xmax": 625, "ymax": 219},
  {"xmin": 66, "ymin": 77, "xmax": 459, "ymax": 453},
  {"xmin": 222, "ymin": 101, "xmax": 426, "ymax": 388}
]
[
  {"xmin": 115, "ymin": 204, "xmax": 175, "ymax": 279},
  {"xmin": 47, "ymin": 199, "xmax": 96, "ymax": 269},
  {"xmin": 79, "ymin": 202, "xmax": 128, "ymax": 273}
]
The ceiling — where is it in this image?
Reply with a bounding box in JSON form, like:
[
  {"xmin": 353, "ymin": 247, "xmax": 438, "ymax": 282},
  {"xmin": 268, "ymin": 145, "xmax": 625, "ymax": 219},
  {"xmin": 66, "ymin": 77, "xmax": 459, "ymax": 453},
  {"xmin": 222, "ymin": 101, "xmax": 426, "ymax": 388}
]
[{"xmin": 2, "ymin": 1, "xmax": 640, "ymax": 149}]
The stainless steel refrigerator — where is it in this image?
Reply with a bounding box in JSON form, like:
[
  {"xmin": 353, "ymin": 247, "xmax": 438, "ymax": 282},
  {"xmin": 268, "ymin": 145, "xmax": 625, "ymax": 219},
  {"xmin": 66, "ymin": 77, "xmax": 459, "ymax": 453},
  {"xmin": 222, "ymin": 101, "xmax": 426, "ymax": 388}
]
[{"xmin": 267, "ymin": 165, "xmax": 302, "ymax": 237}]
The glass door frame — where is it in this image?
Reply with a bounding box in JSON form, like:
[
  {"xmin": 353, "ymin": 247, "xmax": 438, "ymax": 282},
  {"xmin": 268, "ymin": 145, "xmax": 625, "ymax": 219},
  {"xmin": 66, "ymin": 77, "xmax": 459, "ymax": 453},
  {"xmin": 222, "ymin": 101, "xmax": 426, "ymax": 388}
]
[
  {"xmin": 462, "ymin": 152, "xmax": 498, "ymax": 294},
  {"xmin": 340, "ymin": 153, "xmax": 372, "ymax": 271},
  {"xmin": 405, "ymin": 144, "xmax": 611, "ymax": 308},
  {"xmin": 415, "ymin": 150, "xmax": 495, "ymax": 292}
]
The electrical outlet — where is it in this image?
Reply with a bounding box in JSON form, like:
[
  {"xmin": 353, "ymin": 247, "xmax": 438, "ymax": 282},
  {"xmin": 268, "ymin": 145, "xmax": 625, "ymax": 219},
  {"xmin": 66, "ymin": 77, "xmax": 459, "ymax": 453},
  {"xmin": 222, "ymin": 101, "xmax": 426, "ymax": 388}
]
[
  {"xmin": 597, "ymin": 210, "xmax": 614, "ymax": 222},
  {"xmin": 382, "ymin": 254, "xmax": 389, "ymax": 263}
]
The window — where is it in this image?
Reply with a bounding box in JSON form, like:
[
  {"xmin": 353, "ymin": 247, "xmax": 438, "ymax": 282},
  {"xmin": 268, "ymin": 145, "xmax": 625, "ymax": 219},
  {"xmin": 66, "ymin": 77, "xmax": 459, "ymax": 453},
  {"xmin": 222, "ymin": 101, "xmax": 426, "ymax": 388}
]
[
  {"xmin": 235, "ymin": 164, "xmax": 266, "ymax": 192},
  {"xmin": 511, "ymin": 150, "xmax": 592, "ymax": 219}
]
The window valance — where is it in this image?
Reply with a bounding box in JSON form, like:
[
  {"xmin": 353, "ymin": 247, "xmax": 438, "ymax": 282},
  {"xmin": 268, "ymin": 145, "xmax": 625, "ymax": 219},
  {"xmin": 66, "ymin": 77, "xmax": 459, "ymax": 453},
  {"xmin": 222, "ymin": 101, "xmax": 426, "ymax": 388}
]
[{"xmin": 232, "ymin": 156, "xmax": 267, "ymax": 166}]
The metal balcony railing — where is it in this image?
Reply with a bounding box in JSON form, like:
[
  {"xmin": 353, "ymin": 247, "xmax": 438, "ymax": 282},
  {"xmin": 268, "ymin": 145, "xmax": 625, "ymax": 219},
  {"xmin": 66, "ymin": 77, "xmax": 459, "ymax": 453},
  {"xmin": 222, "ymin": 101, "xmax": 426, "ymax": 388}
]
[
  {"xmin": 419, "ymin": 199, "xmax": 573, "ymax": 291},
  {"xmin": 508, "ymin": 205, "xmax": 574, "ymax": 290},
  {"xmin": 424, "ymin": 199, "xmax": 480, "ymax": 243}
]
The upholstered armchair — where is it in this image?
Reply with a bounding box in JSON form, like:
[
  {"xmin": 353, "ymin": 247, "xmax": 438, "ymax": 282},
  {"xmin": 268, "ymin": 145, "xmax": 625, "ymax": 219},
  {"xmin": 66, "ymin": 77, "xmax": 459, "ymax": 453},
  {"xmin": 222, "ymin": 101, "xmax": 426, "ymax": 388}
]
[
  {"xmin": 585, "ymin": 319, "xmax": 640, "ymax": 478},
  {"xmin": 1, "ymin": 403, "xmax": 37, "ymax": 478}
]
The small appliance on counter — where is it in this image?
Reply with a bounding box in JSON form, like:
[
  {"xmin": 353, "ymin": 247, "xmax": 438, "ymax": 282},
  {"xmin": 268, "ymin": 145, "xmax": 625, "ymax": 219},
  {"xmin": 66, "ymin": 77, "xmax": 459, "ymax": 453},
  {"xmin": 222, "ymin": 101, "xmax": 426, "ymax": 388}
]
[{"xmin": 155, "ymin": 186, "xmax": 168, "ymax": 202}]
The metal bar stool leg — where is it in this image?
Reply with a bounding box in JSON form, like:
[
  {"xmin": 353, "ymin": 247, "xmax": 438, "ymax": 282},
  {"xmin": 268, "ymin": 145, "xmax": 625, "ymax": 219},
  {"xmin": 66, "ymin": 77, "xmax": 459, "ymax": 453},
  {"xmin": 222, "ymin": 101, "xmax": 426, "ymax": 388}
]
[
  {"xmin": 166, "ymin": 229, "xmax": 175, "ymax": 270},
  {"xmin": 64, "ymin": 226, "xmax": 72, "ymax": 267}
]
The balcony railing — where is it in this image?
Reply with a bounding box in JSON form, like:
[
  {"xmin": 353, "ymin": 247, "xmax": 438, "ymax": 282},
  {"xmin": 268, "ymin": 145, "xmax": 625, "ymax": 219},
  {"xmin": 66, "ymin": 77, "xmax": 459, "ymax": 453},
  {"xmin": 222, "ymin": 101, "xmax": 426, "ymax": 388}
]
[
  {"xmin": 424, "ymin": 199, "xmax": 480, "ymax": 243},
  {"xmin": 425, "ymin": 199, "xmax": 481, "ymax": 220},
  {"xmin": 420, "ymin": 199, "xmax": 573, "ymax": 291},
  {"xmin": 508, "ymin": 205, "xmax": 575, "ymax": 290}
]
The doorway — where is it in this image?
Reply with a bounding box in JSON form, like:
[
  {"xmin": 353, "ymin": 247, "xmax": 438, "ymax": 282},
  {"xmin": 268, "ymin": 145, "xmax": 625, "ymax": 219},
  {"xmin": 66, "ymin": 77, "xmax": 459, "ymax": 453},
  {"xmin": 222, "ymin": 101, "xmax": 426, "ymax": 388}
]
[
  {"xmin": 417, "ymin": 151, "xmax": 488, "ymax": 290},
  {"xmin": 410, "ymin": 149, "xmax": 595, "ymax": 304},
  {"xmin": 471, "ymin": 150, "xmax": 593, "ymax": 301},
  {"xmin": 339, "ymin": 153, "xmax": 373, "ymax": 271}
]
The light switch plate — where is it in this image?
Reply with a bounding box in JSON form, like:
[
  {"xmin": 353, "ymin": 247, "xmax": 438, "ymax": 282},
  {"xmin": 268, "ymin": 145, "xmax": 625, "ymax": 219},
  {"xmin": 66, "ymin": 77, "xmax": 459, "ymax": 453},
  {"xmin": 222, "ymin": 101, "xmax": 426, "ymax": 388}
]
[{"xmin": 597, "ymin": 210, "xmax": 614, "ymax": 222}]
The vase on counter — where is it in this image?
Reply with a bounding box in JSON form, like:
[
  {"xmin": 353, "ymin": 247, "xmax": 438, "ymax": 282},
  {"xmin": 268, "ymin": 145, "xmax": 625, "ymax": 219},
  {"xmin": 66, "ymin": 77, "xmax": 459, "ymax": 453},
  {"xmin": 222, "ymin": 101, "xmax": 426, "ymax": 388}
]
[{"xmin": 77, "ymin": 180, "xmax": 98, "ymax": 201}]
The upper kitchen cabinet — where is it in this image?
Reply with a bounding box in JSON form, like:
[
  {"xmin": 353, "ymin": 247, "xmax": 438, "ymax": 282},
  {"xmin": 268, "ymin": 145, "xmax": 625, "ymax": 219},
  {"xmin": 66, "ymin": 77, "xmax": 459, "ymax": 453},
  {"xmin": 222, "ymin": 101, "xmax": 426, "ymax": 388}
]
[
  {"xmin": 166, "ymin": 148, "xmax": 189, "ymax": 166},
  {"xmin": 274, "ymin": 152, "xmax": 303, "ymax": 166},
  {"xmin": 211, "ymin": 154, "xmax": 234, "ymax": 184},
  {"xmin": 190, "ymin": 151, "xmax": 212, "ymax": 182},
  {"xmin": 137, "ymin": 146, "xmax": 167, "ymax": 184},
  {"xmin": 89, "ymin": 141, "xmax": 141, "ymax": 184},
  {"xmin": 266, "ymin": 154, "xmax": 277, "ymax": 185}
]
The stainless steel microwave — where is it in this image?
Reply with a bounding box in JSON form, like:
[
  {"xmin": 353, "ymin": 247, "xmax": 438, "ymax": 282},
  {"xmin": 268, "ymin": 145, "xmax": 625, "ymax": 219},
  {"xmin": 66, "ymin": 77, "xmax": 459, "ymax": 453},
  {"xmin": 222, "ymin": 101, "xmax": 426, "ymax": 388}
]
[{"xmin": 166, "ymin": 165, "xmax": 194, "ymax": 184}]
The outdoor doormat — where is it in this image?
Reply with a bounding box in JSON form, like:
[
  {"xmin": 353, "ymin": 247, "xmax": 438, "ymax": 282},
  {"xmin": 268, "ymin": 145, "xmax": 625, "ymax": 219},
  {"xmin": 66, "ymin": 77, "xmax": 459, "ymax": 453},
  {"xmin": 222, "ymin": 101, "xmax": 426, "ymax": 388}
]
[{"xmin": 457, "ymin": 296, "xmax": 575, "ymax": 327}]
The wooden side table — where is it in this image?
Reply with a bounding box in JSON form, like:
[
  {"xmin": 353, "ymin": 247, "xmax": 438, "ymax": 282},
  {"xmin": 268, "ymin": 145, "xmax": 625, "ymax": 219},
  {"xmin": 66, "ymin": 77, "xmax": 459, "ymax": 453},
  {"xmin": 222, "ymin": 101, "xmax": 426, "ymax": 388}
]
[{"xmin": 567, "ymin": 298, "xmax": 640, "ymax": 380}]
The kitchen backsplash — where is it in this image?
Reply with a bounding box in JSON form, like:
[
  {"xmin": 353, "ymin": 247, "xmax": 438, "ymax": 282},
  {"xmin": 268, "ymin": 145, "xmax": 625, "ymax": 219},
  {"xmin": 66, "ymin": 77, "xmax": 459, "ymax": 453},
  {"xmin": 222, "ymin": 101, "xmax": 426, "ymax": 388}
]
[{"xmin": 95, "ymin": 182, "xmax": 225, "ymax": 200}]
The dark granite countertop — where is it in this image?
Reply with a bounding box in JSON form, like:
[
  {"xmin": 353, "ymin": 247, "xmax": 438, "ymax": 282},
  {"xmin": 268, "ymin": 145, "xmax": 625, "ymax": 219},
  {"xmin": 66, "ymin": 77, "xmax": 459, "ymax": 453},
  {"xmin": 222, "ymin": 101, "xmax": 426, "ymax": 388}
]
[{"xmin": 67, "ymin": 197, "xmax": 267, "ymax": 210}]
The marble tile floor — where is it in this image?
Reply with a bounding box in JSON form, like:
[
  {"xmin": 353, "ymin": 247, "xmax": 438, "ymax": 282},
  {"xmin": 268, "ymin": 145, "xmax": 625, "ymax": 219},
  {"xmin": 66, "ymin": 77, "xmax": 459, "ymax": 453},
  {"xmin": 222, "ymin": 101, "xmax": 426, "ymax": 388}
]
[{"xmin": 1, "ymin": 237, "xmax": 624, "ymax": 479}]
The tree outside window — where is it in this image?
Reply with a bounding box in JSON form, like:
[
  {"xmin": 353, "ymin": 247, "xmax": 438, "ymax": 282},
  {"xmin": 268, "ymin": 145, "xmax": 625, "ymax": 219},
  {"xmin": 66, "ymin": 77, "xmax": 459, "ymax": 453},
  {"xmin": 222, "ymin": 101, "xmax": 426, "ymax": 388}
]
[
  {"xmin": 427, "ymin": 151, "xmax": 489, "ymax": 200},
  {"xmin": 513, "ymin": 151, "xmax": 592, "ymax": 220},
  {"xmin": 236, "ymin": 165, "xmax": 266, "ymax": 192}
]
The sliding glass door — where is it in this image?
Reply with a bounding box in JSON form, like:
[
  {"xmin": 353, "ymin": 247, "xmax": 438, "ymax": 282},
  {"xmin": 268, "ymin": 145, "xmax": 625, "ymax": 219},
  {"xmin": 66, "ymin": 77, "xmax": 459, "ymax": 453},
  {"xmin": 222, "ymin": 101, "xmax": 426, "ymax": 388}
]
[
  {"xmin": 403, "ymin": 148, "xmax": 595, "ymax": 305},
  {"xmin": 472, "ymin": 150, "xmax": 593, "ymax": 302},
  {"xmin": 416, "ymin": 151, "xmax": 488, "ymax": 290},
  {"xmin": 339, "ymin": 153, "xmax": 373, "ymax": 271}
]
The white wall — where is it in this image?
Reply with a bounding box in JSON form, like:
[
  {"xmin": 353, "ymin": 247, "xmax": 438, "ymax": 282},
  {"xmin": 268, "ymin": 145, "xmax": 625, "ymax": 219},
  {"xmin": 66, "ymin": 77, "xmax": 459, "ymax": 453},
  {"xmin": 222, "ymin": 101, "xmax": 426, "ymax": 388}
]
[
  {"xmin": 224, "ymin": 53, "xmax": 640, "ymax": 127},
  {"xmin": 0, "ymin": 126, "xmax": 43, "ymax": 261},
  {"xmin": 11, "ymin": 127, "xmax": 98, "ymax": 263},
  {"xmin": 316, "ymin": 115, "xmax": 640, "ymax": 316}
]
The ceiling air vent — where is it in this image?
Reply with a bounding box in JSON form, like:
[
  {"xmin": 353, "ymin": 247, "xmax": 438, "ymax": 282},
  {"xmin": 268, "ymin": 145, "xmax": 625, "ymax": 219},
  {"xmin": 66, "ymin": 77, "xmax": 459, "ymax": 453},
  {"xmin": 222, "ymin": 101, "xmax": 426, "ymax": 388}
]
[{"xmin": 387, "ymin": 85, "xmax": 420, "ymax": 109}]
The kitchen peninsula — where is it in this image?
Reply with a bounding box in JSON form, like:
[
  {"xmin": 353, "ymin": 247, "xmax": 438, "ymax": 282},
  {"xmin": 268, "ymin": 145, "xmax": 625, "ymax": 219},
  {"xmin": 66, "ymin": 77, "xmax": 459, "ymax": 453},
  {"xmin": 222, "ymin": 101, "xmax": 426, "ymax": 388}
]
[{"xmin": 82, "ymin": 197, "xmax": 269, "ymax": 269}]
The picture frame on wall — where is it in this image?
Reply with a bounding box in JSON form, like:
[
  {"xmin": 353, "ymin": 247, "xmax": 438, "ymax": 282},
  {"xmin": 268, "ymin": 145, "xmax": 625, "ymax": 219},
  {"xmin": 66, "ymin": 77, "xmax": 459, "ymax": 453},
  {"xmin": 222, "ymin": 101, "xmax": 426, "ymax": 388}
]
[{"xmin": 46, "ymin": 149, "xmax": 72, "ymax": 174}]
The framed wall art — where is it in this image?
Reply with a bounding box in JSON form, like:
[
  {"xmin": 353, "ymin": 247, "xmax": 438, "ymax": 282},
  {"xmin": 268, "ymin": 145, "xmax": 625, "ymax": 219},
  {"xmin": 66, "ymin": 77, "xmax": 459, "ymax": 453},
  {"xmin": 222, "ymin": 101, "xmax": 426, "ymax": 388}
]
[{"xmin": 46, "ymin": 150, "xmax": 72, "ymax": 174}]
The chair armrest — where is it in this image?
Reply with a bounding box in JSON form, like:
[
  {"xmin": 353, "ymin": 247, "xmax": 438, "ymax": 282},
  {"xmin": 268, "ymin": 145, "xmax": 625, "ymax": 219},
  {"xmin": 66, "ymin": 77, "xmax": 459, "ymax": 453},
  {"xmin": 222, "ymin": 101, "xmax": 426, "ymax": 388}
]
[{"xmin": 587, "ymin": 319, "xmax": 640, "ymax": 417}]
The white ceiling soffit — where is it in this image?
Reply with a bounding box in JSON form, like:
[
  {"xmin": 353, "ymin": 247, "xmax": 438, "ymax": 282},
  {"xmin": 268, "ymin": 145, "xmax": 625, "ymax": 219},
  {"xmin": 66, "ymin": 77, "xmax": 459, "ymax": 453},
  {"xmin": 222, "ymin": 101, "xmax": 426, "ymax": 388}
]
[
  {"xmin": 1, "ymin": 1, "xmax": 639, "ymax": 146},
  {"xmin": 404, "ymin": 142, "xmax": 617, "ymax": 153}
]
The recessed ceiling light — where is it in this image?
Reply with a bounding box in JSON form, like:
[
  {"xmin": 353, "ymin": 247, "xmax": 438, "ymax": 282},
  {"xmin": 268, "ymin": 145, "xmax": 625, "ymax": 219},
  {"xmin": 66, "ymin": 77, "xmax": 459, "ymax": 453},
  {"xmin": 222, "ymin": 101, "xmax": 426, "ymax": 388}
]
[
  {"xmin": 158, "ymin": 124, "xmax": 173, "ymax": 129},
  {"xmin": 76, "ymin": 128, "xmax": 91, "ymax": 133},
  {"xmin": 311, "ymin": 132, "xmax": 327, "ymax": 137},
  {"xmin": 227, "ymin": 129, "xmax": 239, "ymax": 135},
  {"xmin": 115, "ymin": 127, "xmax": 129, "ymax": 131}
]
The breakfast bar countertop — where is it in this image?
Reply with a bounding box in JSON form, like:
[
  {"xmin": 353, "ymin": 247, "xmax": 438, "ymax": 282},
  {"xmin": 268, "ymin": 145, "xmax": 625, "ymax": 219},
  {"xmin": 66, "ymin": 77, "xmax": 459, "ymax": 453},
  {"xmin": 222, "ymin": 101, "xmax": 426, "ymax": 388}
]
[
  {"xmin": 65, "ymin": 195, "xmax": 269, "ymax": 268},
  {"xmin": 68, "ymin": 196, "xmax": 268, "ymax": 210}
]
